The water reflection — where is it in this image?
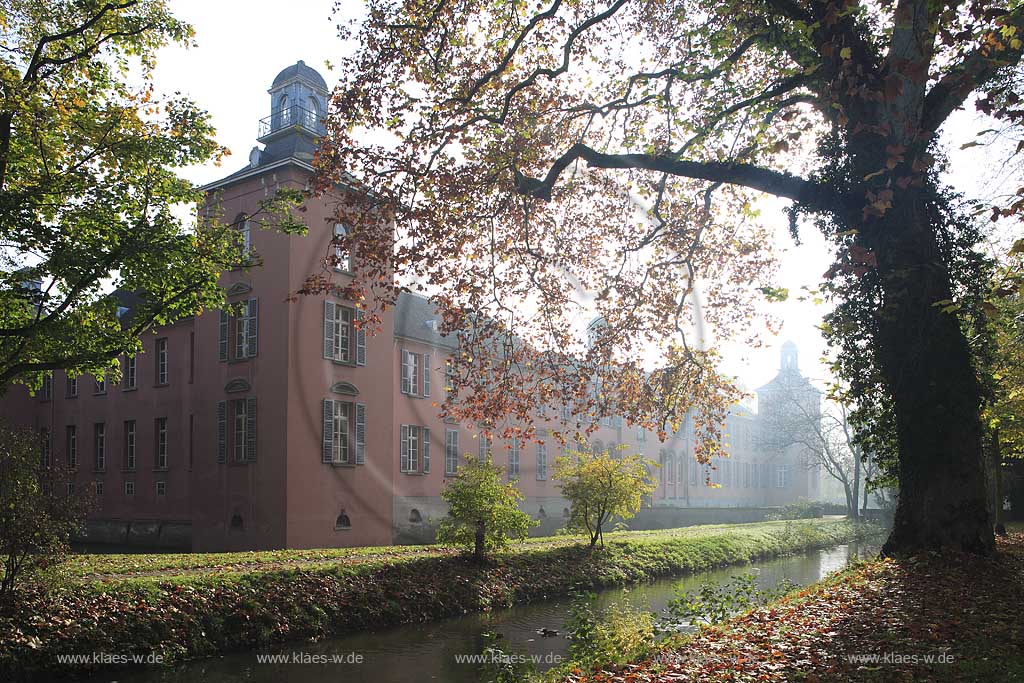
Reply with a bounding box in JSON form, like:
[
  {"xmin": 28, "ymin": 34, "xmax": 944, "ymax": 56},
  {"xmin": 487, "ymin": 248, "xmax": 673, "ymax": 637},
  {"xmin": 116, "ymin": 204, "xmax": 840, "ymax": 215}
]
[{"xmin": 82, "ymin": 542, "xmax": 878, "ymax": 683}]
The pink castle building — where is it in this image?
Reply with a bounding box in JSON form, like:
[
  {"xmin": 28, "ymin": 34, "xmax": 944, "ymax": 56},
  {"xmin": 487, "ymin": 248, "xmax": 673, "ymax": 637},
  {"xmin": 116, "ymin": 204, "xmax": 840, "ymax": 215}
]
[{"xmin": 1, "ymin": 63, "xmax": 817, "ymax": 551}]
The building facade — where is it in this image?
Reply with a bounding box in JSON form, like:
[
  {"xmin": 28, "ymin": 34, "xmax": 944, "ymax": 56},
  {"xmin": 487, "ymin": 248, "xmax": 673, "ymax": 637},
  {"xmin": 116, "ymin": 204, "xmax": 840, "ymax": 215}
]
[{"xmin": 1, "ymin": 63, "xmax": 818, "ymax": 551}]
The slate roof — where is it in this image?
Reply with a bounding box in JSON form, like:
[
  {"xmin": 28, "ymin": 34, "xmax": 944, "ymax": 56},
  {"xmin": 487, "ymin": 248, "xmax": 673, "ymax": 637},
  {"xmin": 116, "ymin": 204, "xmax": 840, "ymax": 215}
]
[
  {"xmin": 394, "ymin": 292, "xmax": 457, "ymax": 349},
  {"xmin": 272, "ymin": 60, "xmax": 328, "ymax": 92}
]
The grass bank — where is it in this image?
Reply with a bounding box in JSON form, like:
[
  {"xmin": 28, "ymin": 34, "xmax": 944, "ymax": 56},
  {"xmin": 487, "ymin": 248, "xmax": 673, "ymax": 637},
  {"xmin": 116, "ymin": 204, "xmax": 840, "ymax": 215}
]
[
  {"xmin": 0, "ymin": 518, "xmax": 878, "ymax": 681},
  {"xmin": 564, "ymin": 527, "xmax": 1024, "ymax": 683}
]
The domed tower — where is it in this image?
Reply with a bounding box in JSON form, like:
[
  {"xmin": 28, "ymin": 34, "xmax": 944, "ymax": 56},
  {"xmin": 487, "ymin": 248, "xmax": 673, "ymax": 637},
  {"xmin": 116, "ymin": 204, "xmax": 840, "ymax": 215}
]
[{"xmin": 255, "ymin": 60, "xmax": 329, "ymax": 166}]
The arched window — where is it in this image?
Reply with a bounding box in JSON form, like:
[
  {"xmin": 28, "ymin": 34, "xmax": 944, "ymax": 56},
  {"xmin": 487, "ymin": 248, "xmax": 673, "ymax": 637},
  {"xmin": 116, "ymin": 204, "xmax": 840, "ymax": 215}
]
[
  {"xmin": 230, "ymin": 513, "xmax": 244, "ymax": 530},
  {"xmin": 308, "ymin": 96, "xmax": 320, "ymax": 115},
  {"xmin": 409, "ymin": 508, "xmax": 422, "ymax": 523},
  {"xmin": 537, "ymin": 506, "xmax": 547, "ymax": 519},
  {"xmin": 593, "ymin": 440, "xmax": 604, "ymax": 456},
  {"xmin": 335, "ymin": 509, "xmax": 352, "ymax": 529}
]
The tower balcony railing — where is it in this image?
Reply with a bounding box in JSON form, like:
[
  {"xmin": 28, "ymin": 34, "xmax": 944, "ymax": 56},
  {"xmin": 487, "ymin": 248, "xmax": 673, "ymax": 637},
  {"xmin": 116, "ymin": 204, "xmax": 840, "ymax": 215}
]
[{"xmin": 257, "ymin": 105, "xmax": 326, "ymax": 139}]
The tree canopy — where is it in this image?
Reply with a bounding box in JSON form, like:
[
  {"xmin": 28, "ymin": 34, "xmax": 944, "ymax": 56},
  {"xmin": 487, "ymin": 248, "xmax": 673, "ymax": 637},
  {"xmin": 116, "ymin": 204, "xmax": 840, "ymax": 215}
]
[
  {"xmin": 555, "ymin": 446, "xmax": 657, "ymax": 547},
  {"xmin": 321, "ymin": 0, "xmax": 1024, "ymax": 553},
  {"xmin": 437, "ymin": 454, "xmax": 536, "ymax": 561},
  {"xmin": 0, "ymin": 0, "xmax": 302, "ymax": 390}
]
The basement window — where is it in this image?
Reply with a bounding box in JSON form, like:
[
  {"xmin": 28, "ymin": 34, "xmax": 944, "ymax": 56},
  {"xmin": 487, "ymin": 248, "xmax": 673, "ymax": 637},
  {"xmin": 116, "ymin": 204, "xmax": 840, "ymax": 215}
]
[{"xmin": 335, "ymin": 510, "xmax": 352, "ymax": 530}]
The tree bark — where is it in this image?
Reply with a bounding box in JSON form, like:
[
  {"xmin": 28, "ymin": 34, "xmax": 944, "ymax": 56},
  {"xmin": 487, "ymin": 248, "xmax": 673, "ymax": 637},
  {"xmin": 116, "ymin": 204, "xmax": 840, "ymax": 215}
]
[
  {"xmin": 993, "ymin": 430, "xmax": 1007, "ymax": 536},
  {"xmin": 862, "ymin": 189, "xmax": 994, "ymax": 555},
  {"xmin": 842, "ymin": 481, "xmax": 855, "ymax": 518},
  {"xmin": 851, "ymin": 452, "xmax": 861, "ymax": 520},
  {"xmin": 474, "ymin": 519, "xmax": 486, "ymax": 563}
]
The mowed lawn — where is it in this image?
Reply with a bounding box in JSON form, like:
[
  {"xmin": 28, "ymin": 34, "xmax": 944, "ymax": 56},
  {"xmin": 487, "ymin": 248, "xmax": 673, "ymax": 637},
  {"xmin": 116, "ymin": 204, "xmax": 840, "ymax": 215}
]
[{"xmin": 64, "ymin": 518, "xmax": 861, "ymax": 582}]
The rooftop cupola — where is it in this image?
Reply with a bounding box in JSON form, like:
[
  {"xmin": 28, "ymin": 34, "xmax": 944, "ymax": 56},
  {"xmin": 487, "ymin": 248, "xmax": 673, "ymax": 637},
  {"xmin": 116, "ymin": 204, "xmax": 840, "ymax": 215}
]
[
  {"xmin": 255, "ymin": 60, "xmax": 329, "ymax": 165},
  {"xmin": 781, "ymin": 340, "xmax": 798, "ymax": 371}
]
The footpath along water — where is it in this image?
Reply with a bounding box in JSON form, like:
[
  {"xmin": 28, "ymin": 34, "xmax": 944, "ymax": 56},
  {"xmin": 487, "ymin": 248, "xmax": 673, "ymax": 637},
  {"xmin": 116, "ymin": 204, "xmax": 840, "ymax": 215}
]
[{"xmin": 78, "ymin": 541, "xmax": 878, "ymax": 683}]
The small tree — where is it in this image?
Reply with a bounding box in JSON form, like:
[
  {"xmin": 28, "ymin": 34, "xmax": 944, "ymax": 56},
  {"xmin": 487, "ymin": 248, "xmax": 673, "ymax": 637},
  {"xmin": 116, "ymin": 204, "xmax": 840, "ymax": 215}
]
[
  {"xmin": 437, "ymin": 455, "xmax": 535, "ymax": 562},
  {"xmin": 0, "ymin": 423, "xmax": 89, "ymax": 595},
  {"xmin": 555, "ymin": 446, "xmax": 656, "ymax": 549}
]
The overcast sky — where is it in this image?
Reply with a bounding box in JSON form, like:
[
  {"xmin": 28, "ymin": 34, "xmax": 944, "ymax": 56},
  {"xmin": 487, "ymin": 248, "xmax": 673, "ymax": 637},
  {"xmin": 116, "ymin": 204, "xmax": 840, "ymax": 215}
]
[{"xmin": 148, "ymin": 0, "xmax": 1014, "ymax": 405}]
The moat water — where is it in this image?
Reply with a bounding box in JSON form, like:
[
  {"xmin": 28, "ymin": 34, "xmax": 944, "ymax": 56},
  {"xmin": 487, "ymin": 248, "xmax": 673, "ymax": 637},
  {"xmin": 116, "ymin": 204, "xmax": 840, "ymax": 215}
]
[{"xmin": 81, "ymin": 542, "xmax": 878, "ymax": 683}]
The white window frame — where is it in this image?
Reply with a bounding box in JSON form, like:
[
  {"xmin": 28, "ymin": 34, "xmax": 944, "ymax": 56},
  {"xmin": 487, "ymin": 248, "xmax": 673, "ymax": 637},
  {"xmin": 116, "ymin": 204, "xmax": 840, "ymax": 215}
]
[
  {"xmin": 234, "ymin": 298, "xmax": 259, "ymax": 360},
  {"xmin": 156, "ymin": 481, "xmax": 166, "ymax": 496},
  {"xmin": 94, "ymin": 423, "xmax": 105, "ymax": 470},
  {"xmin": 156, "ymin": 338, "xmax": 168, "ymax": 385},
  {"xmin": 332, "ymin": 223, "xmax": 351, "ymax": 272},
  {"xmin": 536, "ymin": 443, "xmax": 548, "ymax": 481},
  {"xmin": 478, "ymin": 434, "xmax": 491, "ymax": 461},
  {"xmin": 400, "ymin": 349, "xmax": 419, "ymax": 395},
  {"xmin": 124, "ymin": 481, "xmax": 135, "ymax": 496},
  {"xmin": 508, "ymin": 440, "xmax": 520, "ymax": 478},
  {"xmin": 67, "ymin": 425, "xmax": 77, "ymax": 468},
  {"xmin": 445, "ymin": 358, "xmax": 456, "ymax": 396},
  {"xmin": 776, "ymin": 464, "xmax": 789, "ymax": 489},
  {"xmin": 156, "ymin": 417, "xmax": 168, "ymax": 469},
  {"xmin": 445, "ymin": 429, "xmax": 459, "ymax": 475},
  {"xmin": 239, "ymin": 218, "xmax": 251, "ymax": 259},
  {"xmin": 400, "ymin": 424, "xmax": 421, "ymax": 473},
  {"xmin": 123, "ymin": 355, "xmax": 136, "ymax": 389},
  {"xmin": 40, "ymin": 428, "xmax": 50, "ymax": 467},
  {"xmin": 333, "ymin": 401, "xmax": 352, "ymax": 465},
  {"xmin": 125, "ymin": 420, "xmax": 136, "ymax": 471},
  {"xmin": 324, "ymin": 302, "xmax": 356, "ymax": 364}
]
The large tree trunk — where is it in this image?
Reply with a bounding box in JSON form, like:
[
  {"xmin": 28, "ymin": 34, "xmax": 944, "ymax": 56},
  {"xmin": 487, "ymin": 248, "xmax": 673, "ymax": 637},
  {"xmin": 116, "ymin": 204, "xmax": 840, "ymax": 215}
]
[
  {"xmin": 474, "ymin": 519, "xmax": 486, "ymax": 563},
  {"xmin": 862, "ymin": 188, "xmax": 993, "ymax": 555},
  {"xmin": 993, "ymin": 430, "xmax": 1007, "ymax": 536},
  {"xmin": 851, "ymin": 453, "xmax": 861, "ymax": 520},
  {"xmin": 842, "ymin": 481, "xmax": 855, "ymax": 518},
  {"xmin": 862, "ymin": 465, "xmax": 870, "ymax": 516}
]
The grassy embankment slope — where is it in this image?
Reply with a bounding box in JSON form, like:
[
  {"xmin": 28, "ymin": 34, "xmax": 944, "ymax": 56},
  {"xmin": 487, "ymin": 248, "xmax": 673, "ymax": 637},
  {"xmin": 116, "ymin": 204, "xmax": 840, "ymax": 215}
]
[{"xmin": 1, "ymin": 518, "xmax": 877, "ymax": 680}]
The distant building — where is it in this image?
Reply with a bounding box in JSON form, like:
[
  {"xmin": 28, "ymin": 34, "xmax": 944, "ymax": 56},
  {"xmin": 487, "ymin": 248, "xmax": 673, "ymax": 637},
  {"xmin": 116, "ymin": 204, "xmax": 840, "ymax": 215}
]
[
  {"xmin": 754, "ymin": 341, "xmax": 822, "ymax": 503},
  {"xmin": 1, "ymin": 63, "xmax": 816, "ymax": 550}
]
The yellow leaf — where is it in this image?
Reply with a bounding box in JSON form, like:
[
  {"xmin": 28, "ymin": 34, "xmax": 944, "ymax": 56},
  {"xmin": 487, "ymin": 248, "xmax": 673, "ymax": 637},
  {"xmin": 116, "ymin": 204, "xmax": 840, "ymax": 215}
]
[{"xmin": 840, "ymin": 47, "xmax": 852, "ymax": 59}]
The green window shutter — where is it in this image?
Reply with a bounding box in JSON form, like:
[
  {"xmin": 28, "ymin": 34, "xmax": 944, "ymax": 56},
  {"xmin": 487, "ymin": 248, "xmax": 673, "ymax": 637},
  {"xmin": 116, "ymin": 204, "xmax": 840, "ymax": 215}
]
[
  {"xmin": 216, "ymin": 401, "xmax": 226, "ymax": 463},
  {"xmin": 322, "ymin": 398, "xmax": 334, "ymax": 463},
  {"xmin": 247, "ymin": 298, "xmax": 259, "ymax": 358},
  {"xmin": 356, "ymin": 309, "xmax": 366, "ymax": 366},
  {"xmin": 246, "ymin": 396, "xmax": 257, "ymax": 461},
  {"xmin": 422, "ymin": 427, "xmax": 430, "ymax": 473},
  {"xmin": 323, "ymin": 301, "xmax": 336, "ymax": 360},
  {"xmin": 218, "ymin": 311, "xmax": 228, "ymax": 361},
  {"xmin": 355, "ymin": 402, "xmax": 366, "ymax": 464}
]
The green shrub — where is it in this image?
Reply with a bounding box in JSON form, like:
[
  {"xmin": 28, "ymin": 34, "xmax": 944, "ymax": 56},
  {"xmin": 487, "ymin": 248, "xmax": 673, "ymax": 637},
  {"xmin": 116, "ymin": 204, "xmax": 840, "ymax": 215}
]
[
  {"xmin": 566, "ymin": 591, "xmax": 656, "ymax": 668},
  {"xmin": 664, "ymin": 572, "xmax": 797, "ymax": 627}
]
